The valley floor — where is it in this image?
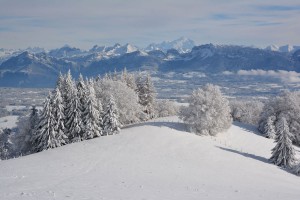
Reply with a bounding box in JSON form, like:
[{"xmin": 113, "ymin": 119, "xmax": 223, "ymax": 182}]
[{"xmin": 0, "ymin": 116, "xmax": 300, "ymax": 200}]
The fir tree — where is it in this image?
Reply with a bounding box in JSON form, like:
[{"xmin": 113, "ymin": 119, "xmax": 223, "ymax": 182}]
[
  {"xmin": 264, "ymin": 116, "xmax": 276, "ymax": 139},
  {"xmin": 51, "ymin": 87, "xmax": 68, "ymax": 144},
  {"xmin": 24, "ymin": 106, "xmax": 39, "ymax": 154},
  {"xmin": 82, "ymin": 84, "xmax": 102, "ymax": 139},
  {"xmin": 102, "ymin": 95, "xmax": 121, "ymax": 135},
  {"xmin": 34, "ymin": 89, "xmax": 67, "ymax": 152},
  {"xmin": 65, "ymin": 83, "xmax": 82, "ymax": 142},
  {"xmin": 270, "ymin": 117, "xmax": 296, "ymax": 168},
  {"xmin": 136, "ymin": 72, "xmax": 157, "ymax": 119}
]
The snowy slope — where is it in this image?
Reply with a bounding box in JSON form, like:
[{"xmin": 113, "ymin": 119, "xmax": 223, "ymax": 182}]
[{"xmin": 0, "ymin": 116, "xmax": 300, "ymax": 200}]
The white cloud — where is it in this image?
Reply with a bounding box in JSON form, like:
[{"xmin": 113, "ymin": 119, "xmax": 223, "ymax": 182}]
[{"xmin": 236, "ymin": 69, "xmax": 300, "ymax": 83}]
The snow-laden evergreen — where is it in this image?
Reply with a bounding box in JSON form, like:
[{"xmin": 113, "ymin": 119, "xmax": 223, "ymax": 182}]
[
  {"xmin": 270, "ymin": 117, "xmax": 296, "ymax": 168},
  {"xmin": 34, "ymin": 89, "xmax": 67, "ymax": 152},
  {"xmin": 264, "ymin": 116, "xmax": 276, "ymax": 139},
  {"xmin": 82, "ymin": 82, "xmax": 102, "ymax": 139},
  {"xmin": 65, "ymin": 81, "xmax": 82, "ymax": 142},
  {"xmin": 180, "ymin": 84, "xmax": 232, "ymax": 136},
  {"xmin": 136, "ymin": 72, "xmax": 157, "ymax": 119},
  {"xmin": 102, "ymin": 95, "xmax": 121, "ymax": 135}
]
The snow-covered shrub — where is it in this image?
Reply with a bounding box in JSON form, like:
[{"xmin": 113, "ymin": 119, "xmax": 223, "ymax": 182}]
[
  {"xmin": 230, "ymin": 100, "xmax": 264, "ymax": 126},
  {"xmin": 258, "ymin": 91, "xmax": 300, "ymax": 145},
  {"xmin": 155, "ymin": 100, "xmax": 179, "ymax": 117},
  {"xmin": 95, "ymin": 79, "xmax": 143, "ymax": 125},
  {"xmin": 180, "ymin": 84, "xmax": 232, "ymax": 136}
]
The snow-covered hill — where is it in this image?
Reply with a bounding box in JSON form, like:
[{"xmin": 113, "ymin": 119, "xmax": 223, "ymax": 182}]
[{"xmin": 1, "ymin": 116, "xmax": 299, "ymax": 200}]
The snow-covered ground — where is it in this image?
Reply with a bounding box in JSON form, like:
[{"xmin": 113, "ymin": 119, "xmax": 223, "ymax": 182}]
[
  {"xmin": 0, "ymin": 115, "xmax": 19, "ymax": 129},
  {"xmin": 0, "ymin": 116, "xmax": 299, "ymax": 200}
]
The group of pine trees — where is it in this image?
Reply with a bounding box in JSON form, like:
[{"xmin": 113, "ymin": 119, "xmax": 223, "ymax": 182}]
[
  {"xmin": 28, "ymin": 71, "xmax": 121, "ymax": 153},
  {"xmin": 12, "ymin": 69, "xmax": 157, "ymax": 156}
]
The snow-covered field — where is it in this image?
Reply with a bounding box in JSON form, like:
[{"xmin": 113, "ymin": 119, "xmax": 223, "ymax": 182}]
[{"xmin": 0, "ymin": 116, "xmax": 299, "ymax": 200}]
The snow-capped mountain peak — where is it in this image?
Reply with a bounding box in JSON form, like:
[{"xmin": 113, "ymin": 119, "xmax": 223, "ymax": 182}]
[
  {"xmin": 265, "ymin": 44, "xmax": 300, "ymax": 53},
  {"xmin": 145, "ymin": 37, "xmax": 196, "ymax": 53}
]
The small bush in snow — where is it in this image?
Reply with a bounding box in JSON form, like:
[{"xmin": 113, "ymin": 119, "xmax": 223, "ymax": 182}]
[{"xmin": 180, "ymin": 84, "xmax": 232, "ymax": 136}]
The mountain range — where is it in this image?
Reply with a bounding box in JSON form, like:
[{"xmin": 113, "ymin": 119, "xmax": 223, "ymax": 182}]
[{"xmin": 1, "ymin": 38, "xmax": 300, "ymax": 87}]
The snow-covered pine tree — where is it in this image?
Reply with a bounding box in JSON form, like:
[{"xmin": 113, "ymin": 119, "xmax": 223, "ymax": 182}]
[
  {"xmin": 264, "ymin": 116, "xmax": 276, "ymax": 139},
  {"xmin": 270, "ymin": 117, "xmax": 296, "ymax": 168},
  {"xmin": 102, "ymin": 95, "xmax": 121, "ymax": 135},
  {"xmin": 136, "ymin": 72, "xmax": 157, "ymax": 119},
  {"xmin": 51, "ymin": 87, "xmax": 68, "ymax": 145},
  {"xmin": 77, "ymin": 74, "xmax": 86, "ymax": 112},
  {"xmin": 24, "ymin": 106, "xmax": 39, "ymax": 153},
  {"xmin": 33, "ymin": 94, "xmax": 55, "ymax": 152},
  {"xmin": 97, "ymin": 99, "xmax": 104, "ymax": 133},
  {"xmin": 34, "ymin": 89, "xmax": 67, "ymax": 152},
  {"xmin": 65, "ymin": 82, "xmax": 82, "ymax": 142},
  {"xmin": 56, "ymin": 72, "xmax": 66, "ymax": 96},
  {"xmin": 82, "ymin": 83, "xmax": 102, "ymax": 139}
]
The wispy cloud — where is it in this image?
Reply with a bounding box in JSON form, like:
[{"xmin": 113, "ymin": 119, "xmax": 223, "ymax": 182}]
[
  {"xmin": 256, "ymin": 5, "xmax": 300, "ymax": 11},
  {"xmin": 211, "ymin": 14, "xmax": 236, "ymax": 21},
  {"xmin": 225, "ymin": 70, "xmax": 300, "ymax": 83}
]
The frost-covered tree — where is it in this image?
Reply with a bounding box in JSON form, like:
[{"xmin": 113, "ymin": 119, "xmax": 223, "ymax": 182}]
[
  {"xmin": 136, "ymin": 72, "xmax": 157, "ymax": 119},
  {"xmin": 65, "ymin": 82, "xmax": 82, "ymax": 142},
  {"xmin": 15, "ymin": 106, "xmax": 39, "ymax": 155},
  {"xmin": 155, "ymin": 100, "xmax": 179, "ymax": 117},
  {"xmin": 51, "ymin": 87, "xmax": 68, "ymax": 144},
  {"xmin": 180, "ymin": 84, "xmax": 232, "ymax": 136},
  {"xmin": 121, "ymin": 68, "xmax": 137, "ymax": 91},
  {"xmin": 102, "ymin": 95, "xmax": 121, "ymax": 135},
  {"xmin": 264, "ymin": 116, "xmax": 276, "ymax": 139},
  {"xmin": 82, "ymin": 84, "xmax": 102, "ymax": 139},
  {"xmin": 34, "ymin": 90, "xmax": 67, "ymax": 152},
  {"xmin": 270, "ymin": 117, "xmax": 296, "ymax": 168},
  {"xmin": 230, "ymin": 100, "xmax": 264, "ymax": 126},
  {"xmin": 258, "ymin": 91, "xmax": 300, "ymax": 144},
  {"xmin": 95, "ymin": 78, "xmax": 142, "ymax": 125},
  {"xmin": 0, "ymin": 128, "xmax": 13, "ymax": 160},
  {"xmin": 56, "ymin": 72, "xmax": 66, "ymax": 95},
  {"xmin": 77, "ymin": 74, "xmax": 86, "ymax": 112}
]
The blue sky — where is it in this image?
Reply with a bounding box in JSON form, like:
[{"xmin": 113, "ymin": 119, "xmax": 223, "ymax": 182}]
[{"xmin": 0, "ymin": 0, "xmax": 299, "ymax": 49}]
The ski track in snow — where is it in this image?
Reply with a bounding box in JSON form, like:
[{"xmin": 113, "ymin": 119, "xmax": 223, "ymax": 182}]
[{"xmin": 0, "ymin": 116, "xmax": 300, "ymax": 200}]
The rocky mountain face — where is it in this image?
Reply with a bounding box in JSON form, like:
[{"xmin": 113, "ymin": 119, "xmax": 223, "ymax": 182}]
[{"xmin": 1, "ymin": 40, "xmax": 300, "ymax": 87}]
